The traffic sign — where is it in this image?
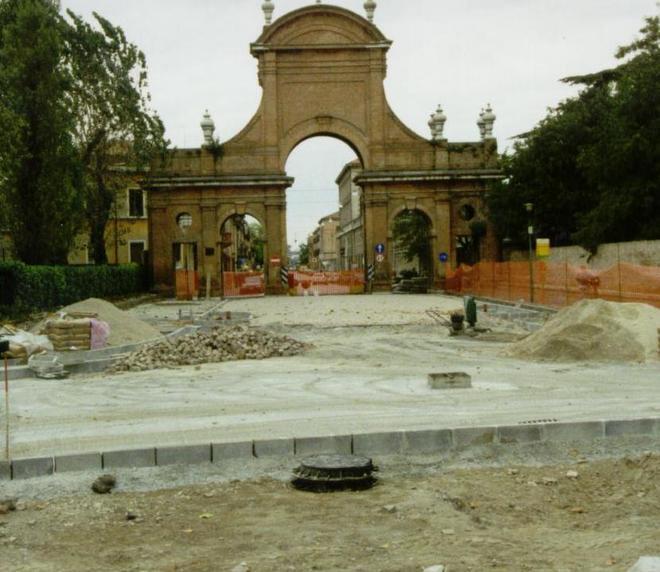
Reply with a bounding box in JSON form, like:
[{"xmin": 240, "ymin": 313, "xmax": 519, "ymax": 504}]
[
  {"xmin": 376, "ymin": 254, "xmax": 385, "ymax": 263},
  {"xmin": 375, "ymin": 243, "xmax": 385, "ymax": 254},
  {"xmin": 438, "ymin": 252, "xmax": 449, "ymax": 263}
]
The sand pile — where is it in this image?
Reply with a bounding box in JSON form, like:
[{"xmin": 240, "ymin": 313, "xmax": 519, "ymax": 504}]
[
  {"xmin": 56, "ymin": 298, "xmax": 162, "ymax": 347},
  {"xmin": 109, "ymin": 326, "xmax": 308, "ymax": 372},
  {"xmin": 505, "ymin": 299, "xmax": 660, "ymax": 362}
]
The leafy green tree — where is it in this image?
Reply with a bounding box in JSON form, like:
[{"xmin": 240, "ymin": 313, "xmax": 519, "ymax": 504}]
[
  {"xmin": 487, "ymin": 15, "xmax": 660, "ymax": 252},
  {"xmin": 392, "ymin": 209, "xmax": 432, "ymax": 274},
  {"xmin": 298, "ymin": 242, "xmax": 310, "ymax": 266},
  {"xmin": 248, "ymin": 221, "xmax": 265, "ymax": 267},
  {"xmin": 65, "ymin": 10, "xmax": 167, "ymax": 263},
  {"xmin": 0, "ymin": 0, "xmax": 84, "ymax": 264}
]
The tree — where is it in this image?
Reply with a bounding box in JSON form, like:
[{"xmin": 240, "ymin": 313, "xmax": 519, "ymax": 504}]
[
  {"xmin": 65, "ymin": 10, "xmax": 167, "ymax": 263},
  {"xmin": 298, "ymin": 242, "xmax": 310, "ymax": 266},
  {"xmin": 487, "ymin": 15, "xmax": 660, "ymax": 252},
  {"xmin": 392, "ymin": 209, "xmax": 432, "ymax": 274},
  {"xmin": 247, "ymin": 221, "xmax": 265, "ymax": 267},
  {"xmin": 0, "ymin": 0, "xmax": 84, "ymax": 264}
]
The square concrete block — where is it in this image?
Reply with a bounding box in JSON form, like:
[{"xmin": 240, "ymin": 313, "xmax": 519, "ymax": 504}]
[
  {"xmin": 254, "ymin": 438, "xmax": 294, "ymax": 457},
  {"xmin": 428, "ymin": 372, "xmax": 472, "ymax": 390},
  {"xmin": 157, "ymin": 444, "xmax": 211, "ymax": 466},
  {"xmin": 55, "ymin": 453, "xmax": 103, "ymax": 473},
  {"xmin": 452, "ymin": 426, "xmax": 496, "ymax": 448},
  {"xmin": 497, "ymin": 425, "xmax": 542, "ymax": 444},
  {"xmin": 103, "ymin": 448, "xmax": 156, "ymax": 469},
  {"xmin": 403, "ymin": 429, "xmax": 453, "ymax": 454},
  {"xmin": 212, "ymin": 441, "xmax": 254, "ymax": 461},
  {"xmin": 605, "ymin": 418, "xmax": 659, "ymax": 437},
  {"xmin": 0, "ymin": 461, "xmax": 10, "ymax": 480},
  {"xmin": 12, "ymin": 457, "xmax": 54, "ymax": 480},
  {"xmin": 353, "ymin": 432, "xmax": 404, "ymax": 455},
  {"xmin": 542, "ymin": 421, "xmax": 604, "ymax": 442},
  {"xmin": 295, "ymin": 435, "xmax": 352, "ymax": 456}
]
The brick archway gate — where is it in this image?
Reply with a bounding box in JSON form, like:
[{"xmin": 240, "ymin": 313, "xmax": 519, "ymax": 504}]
[{"xmin": 146, "ymin": 4, "xmax": 501, "ymax": 295}]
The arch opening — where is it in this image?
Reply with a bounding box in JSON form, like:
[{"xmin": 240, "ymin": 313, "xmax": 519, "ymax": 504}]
[{"xmin": 391, "ymin": 209, "xmax": 434, "ymax": 282}]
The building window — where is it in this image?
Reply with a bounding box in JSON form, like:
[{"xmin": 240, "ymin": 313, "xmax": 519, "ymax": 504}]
[
  {"xmin": 129, "ymin": 241, "xmax": 146, "ymax": 265},
  {"xmin": 128, "ymin": 189, "xmax": 145, "ymax": 218}
]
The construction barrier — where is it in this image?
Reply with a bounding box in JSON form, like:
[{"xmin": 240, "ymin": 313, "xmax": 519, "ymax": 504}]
[
  {"xmin": 223, "ymin": 271, "xmax": 265, "ymax": 298},
  {"xmin": 287, "ymin": 270, "xmax": 365, "ymax": 296},
  {"xmin": 446, "ymin": 261, "xmax": 660, "ymax": 308}
]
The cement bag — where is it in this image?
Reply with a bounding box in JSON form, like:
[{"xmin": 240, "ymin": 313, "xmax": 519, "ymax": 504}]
[
  {"xmin": 90, "ymin": 319, "xmax": 110, "ymax": 350},
  {"xmin": 28, "ymin": 353, "xmax": 68, "ymax": 379},
  {"xmin": 7, "ymin": 331, "xmax": 53, "ymax": 357}
]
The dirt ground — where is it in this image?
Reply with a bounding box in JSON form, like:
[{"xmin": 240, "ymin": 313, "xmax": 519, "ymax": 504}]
[{"xmin": 1, "ymin": 443, "xmax": 659, "ymax": 572}]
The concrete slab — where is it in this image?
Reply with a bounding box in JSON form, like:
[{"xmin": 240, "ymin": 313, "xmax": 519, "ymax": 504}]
[
  {"xmin": 542, "ymin": 421, "xmax": 604, "ymax": 442},
  {"xmin": 103, "ymin": 448, "xmax": 156, "ymax": 469},
  {"xmin": 605, "ymin": 418, "xmax": 659, "ymax": 437},
  {"xmin": 55, "ymin": 453, "xmax": 102, "ymax": 473},
  {"xmin": 403, "ymin": 429, "xmax": 452, "ymax": 453},
  {"xmin": 628, "ymin": 557, "xmax": 660, "ymax": 572},
  {"xmin": 0, "ymin": 461, "xmax": 10, "ymax": 480},
  {"xmin": 12, "ymin": 457, "xmax": 54, "ymax": 480},
  {"xmin": 157, "ymin": 444, "xmax": 211, "ymax": 466},
  {"xmin": 452, "ymin": 426, "xmax": 496, "ymax": 448},
  {"xmin": 295, "ymin": 435, "xmax": 352, "ymax": 456},
  {"xmin": 497, "ymin": 425, "xmax": 542, "ymax": 444},
  {"xmin": 254, "ymin": 438, "xmax": 294, "ymax": 457},
  {"xmin": 212, "ymin": 441, "xmax": 253, "ymax": 461},
  {"xmin": 353, "ymin": 431, "xmax": 404, "ymax": 455}
]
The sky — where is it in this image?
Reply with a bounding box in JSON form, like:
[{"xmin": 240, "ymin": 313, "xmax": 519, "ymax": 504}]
[{"xmin": 60, "ymin": 0, "xmax": 659, "ymax": 247}]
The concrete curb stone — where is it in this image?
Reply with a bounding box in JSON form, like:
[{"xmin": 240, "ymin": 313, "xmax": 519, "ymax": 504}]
[
  {"xmin": 0, "ymin": 461, "xmax": 11, "ymax": 480},
  {"xmin": 542, "ymin": 421, "xmax": 605, "ymax": 442},
  {"xmin": 212, "ymin": 441, "xmax": 254, "ymax": 461},
  {"xmin": 254, "ymin": 438, "xmax": 294, "ymax": 457},
  {"xmin": 403, "ymin": 429, "xmax": 452, "ymax": 453},
  {"xmin": 605, "ymin": 418, "xmax": 659, "ymax": 437},
  {"xmin": 497, "ymin": 425, "xmax": 542, "ymax": 444},
  {"xmin": 353, "ymin": 431, "xmax": 405, "ymax": 455},
  {"xmin": 452, "ymin": 426, "xmax": 496, "ymax": 448},
  {"xmin": 55, "ymin": 453, "xmax": 103, "ymax": 473},
  {"xmin": 295, "ymin": 435, "xmax": 352, "ymax": 456},
  {"xmin": 103, "ymin": 448, "xmax": 156, "ymax": 469},
  {"xmin": 157, "ymin": 445, "xmax": 211, "ymax": 466},
  {"xmin": 12, "ymin": 456, "xmax": 54, "ymax": 480}
]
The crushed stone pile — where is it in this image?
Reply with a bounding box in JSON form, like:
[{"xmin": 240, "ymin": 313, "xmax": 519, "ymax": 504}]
[
  {"xmin": 54, "ymin": 298, "xmax": 162, "ymax": 347},
  {"xmin": 504, "ymin": 299, "xmax": 660, "ymax": 362},
  {"xmin": 110, "ymin": 325, "xmax": 309, "ymax": 372}
]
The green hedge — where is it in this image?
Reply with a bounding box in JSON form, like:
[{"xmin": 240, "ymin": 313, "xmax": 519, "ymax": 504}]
[{"xmin": 0, "ymin": 262, "xmax": 147, "ymax": 315}]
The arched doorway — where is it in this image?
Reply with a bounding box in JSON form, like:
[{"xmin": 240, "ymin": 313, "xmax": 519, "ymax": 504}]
[
  {"xmin": 285, "ymin": 136, "xmax": 367, "ymax": 295},
  {"xmin": 391, "ymin": 209, "xmax": 434, "ymax": 283},
  {"xmin": 219, "ymin": 213, "xmax": 266, "ymax": 297}
]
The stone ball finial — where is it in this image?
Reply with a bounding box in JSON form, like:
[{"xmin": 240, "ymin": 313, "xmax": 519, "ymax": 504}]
[
  {"xmin": 364, "ymin": 0, "xmax": 377, "ymax": 22},
  {"xmin": 262, "ymin": 0, "xmax": 275, "ymax": 25},
  {"xmin": 477, "ymin": 109, "xmax": 486, "ymax": 140},
  {"xmin": 200, "ymin": 110, "xmax": 215, "ymax": 146},
  {"xmin": 482, "ymin": 104, "xmax": 496, "ymax": 139},
  {"xmin": 428, "ymin": 104, "xmax": 447, "ymax": 141}
]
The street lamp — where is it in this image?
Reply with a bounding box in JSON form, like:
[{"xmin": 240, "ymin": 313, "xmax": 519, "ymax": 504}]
[{"xmin": 525, "ymin": 202, "xmax": 534, "ymax": 303}]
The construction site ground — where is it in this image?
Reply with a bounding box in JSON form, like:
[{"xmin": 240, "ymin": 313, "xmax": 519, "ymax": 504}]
[{"xmin": 7, "ymin": 294, "xmax": 660, "ymax": 458}]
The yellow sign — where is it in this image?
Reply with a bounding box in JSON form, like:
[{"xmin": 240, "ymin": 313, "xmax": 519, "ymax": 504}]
[{"xmin": 536, "ymin": 238, "xmax": 550, "ymax": 259}]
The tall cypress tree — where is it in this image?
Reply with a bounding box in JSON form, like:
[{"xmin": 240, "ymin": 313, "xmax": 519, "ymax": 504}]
[{"xmin": 0, "ymin": 0, "xmax": 84, "ymax": 264}]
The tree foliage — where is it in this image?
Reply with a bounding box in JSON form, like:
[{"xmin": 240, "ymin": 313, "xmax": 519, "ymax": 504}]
[
  {"xmin": 392, "ymin": 209, "xmax": 432, "ymax": 274},
  {"xmin": 298, "ymin": 242, "xmax": 310, "ymax": 266},
  {"xmin": 0, "ymin": 0, "xmax": 84, "ymax": 264},
  {"xmin": 487, "ymin": 15, "xmax": 660, "ymax": 252}
]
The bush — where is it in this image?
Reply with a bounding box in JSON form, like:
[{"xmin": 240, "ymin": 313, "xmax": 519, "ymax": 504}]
[{"xmin": 0, "ymin": 262, "xmax": 146, "ymax": 316}]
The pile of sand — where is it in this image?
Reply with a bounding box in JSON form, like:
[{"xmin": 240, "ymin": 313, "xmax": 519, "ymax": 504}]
[
  {"xmin": 56, "ymin": 298, "xmax": 162, "ymax": 347},
  {"xmin": 505, "ymin": 299, "xmax": 660, "ymax": 362}
]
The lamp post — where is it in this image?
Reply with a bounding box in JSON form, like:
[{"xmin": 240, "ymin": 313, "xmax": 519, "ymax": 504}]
[{"xmin": 525, "ymin": 202, "xmax": 534, "ymax": 303}]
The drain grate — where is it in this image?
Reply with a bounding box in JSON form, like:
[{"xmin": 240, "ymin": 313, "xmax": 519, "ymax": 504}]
[
  {"xmin": 518, "ymin": 418, "xmax": 558, "ymax": 425},
  {"xmin": 291, "ymin": 454, "xmax": 378, "ymax": 492}
]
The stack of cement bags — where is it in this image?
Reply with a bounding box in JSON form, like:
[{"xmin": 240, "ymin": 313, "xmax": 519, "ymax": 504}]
[{"xmin": 45, "ymin": 317, "xmax": 93, "ymax": 351}]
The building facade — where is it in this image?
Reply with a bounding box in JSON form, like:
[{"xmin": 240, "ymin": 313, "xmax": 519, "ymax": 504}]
[{"xmin": 336, "ymin": 160, "xmax": 364, "ymax": 270}]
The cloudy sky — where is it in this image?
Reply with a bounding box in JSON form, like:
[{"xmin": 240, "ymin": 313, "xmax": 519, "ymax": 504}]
[{"xmin": 61, "ymin": 0, "xmax": 658, "ymax": 246}]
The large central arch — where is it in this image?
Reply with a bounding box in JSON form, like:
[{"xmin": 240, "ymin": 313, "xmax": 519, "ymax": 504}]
[{"xmin": 146, "ymin": 4, "xmax": 501, "ymax": 294}]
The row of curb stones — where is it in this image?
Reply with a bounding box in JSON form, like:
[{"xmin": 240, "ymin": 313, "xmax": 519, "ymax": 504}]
[{"xmin": 2, "ymin": 417, "xmax": 659, "ymax": 480}]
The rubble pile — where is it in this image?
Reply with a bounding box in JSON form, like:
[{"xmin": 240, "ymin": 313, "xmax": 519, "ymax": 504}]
[{"xmin": 110, "ymin": 325, "xmax": 308, "ymax": 372}]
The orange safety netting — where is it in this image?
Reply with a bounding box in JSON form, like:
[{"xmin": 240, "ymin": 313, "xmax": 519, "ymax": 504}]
[
  {"xmin": 287, "ymin": 270, "xmax": 365, "ymax": 296},
  {"xmin": 446, "ymin": 261, "xmax": 660, "ymax": 308},
  {"xmin": 223, "ymin": 271, "xmax": 265, "ymax": 298}
]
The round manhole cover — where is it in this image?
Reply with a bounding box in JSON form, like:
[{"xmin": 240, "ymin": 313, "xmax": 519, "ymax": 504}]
[{"xmin": 291, "ymin": 454, "xmax": 377, "ymax": 492}]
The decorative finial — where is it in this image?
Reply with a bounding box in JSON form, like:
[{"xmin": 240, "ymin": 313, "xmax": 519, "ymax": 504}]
[
  {"xmin": 477, "ymin": 109, "xmax": 486, "ymax": 140},
  {"xmin": 262, "ymin": 0, "xmax": 275, "ymax": 25},
  {"xmin": 428, "ymin": 104, "xmax": 447, "ymax": 141},
  {"xmin": 200, "ymin": 110, "xmax": 215, "ymax": 146},
  {"xmin": 364, "ymin": 0, "xmax": 377, "ymax": 22},
  {"xmin": 481, "ymin": 104, "xmax": 496, "ymax": 139}
]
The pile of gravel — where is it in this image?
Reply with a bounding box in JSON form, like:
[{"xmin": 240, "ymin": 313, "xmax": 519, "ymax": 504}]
[{"xmin": 109, "ymin": 326, "xmax": 309, "ymax": 373}]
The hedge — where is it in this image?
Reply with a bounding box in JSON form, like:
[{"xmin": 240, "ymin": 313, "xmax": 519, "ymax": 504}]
[{"xmin": 0, "ymin": 262, "xmax": 147, "ymax": 315}]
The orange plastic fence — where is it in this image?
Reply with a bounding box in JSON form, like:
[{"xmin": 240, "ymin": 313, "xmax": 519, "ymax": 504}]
[
  {"xmin": 223, "ymin": 271, "xmax": 265, "ymax": 298},
  {"xmin": 288, "ymin": 270, "xmax": 365, "ymax": 296},
  {"xmin": 446, "ymin": 261, "xmax": 660, "ymax": 308}
]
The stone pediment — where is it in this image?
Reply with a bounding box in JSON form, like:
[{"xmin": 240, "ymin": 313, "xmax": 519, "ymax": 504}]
[{"xmin": 254, "ymin": 5, "xmax": 390, "ymax": 49}]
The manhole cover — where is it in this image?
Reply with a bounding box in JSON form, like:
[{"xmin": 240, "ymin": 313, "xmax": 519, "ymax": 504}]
[{"xmin": 291, "ymin": 454, "xmax": 377, "ymax": 492}]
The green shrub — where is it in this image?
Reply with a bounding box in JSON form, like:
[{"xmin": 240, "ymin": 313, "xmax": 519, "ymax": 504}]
[{"xmin": 0, "ymin": 262, "xmax": 146, "ymax": 316}]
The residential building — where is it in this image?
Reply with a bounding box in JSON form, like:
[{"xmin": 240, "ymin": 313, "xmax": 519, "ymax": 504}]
[
  {"xmin": 308, "ymin": 212, "xmax": 340, "ymax": 271},
  {"xmin": 335, "ymin": 160, "xmax": 364, "ymax": 270}
]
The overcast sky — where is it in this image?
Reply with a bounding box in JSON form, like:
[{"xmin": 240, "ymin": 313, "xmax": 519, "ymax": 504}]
[{"xmin": 61, "ymin": 0, "xmax": 658, "ymax": 247}]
